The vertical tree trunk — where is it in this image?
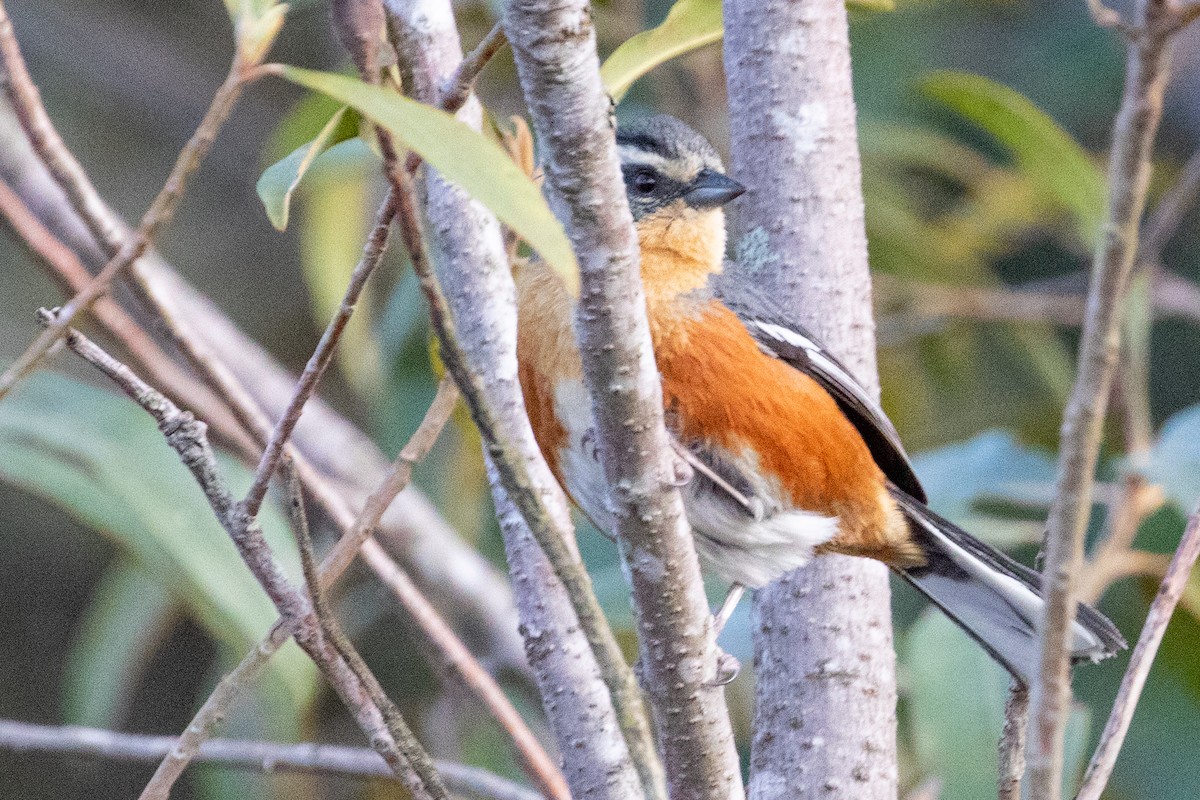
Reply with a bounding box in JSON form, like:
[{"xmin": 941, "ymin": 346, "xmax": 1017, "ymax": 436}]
[{"xmin": 723, "ymin": 1, "xmax": 899, "ymax": 798}]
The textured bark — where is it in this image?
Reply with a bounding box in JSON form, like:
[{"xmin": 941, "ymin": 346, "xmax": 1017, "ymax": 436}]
[
  {"xmin": 503, "ymin": 2, "xmax": 742, "ymax": 799},
  {"xmin": 491, "ymin": 469, "xmax": 644, "ymax": 800},
  {"xmin": 723, "ymin": 1, "xmax": 898, "ymax": 798},
  {"xmin": 387, "ymin": 2, "xmax": 638, "ymax": 797}
]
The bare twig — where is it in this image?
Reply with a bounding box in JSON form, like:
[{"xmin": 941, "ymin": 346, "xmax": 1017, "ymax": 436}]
[
  {"xmin": 42, "ymin": 318, "xmax": 447, "ymax": 800},
  {"xmin": 1141, "ymin": 149, "xmax": 1200, "ymax": 259},
  {"xmin": 874, "ymin": 273, "xmax": 1200, "ymax": 330},
  {"xmin": 998, "ymin": 683, "xmax": 1029, "ymax": 800},
  {"xmin": 0, "ymin": 1, "xmax": 265, "ymax": 400},
  {"xmin": 281, "ymin": 457, "xmax": 452, "ymax": 800},
  {"xmin": 0, "ymin": 719, "xmax": 542, "ymax": 800},
  {"xmin": 1075, "ymin": 508, "xmax": 1200, "ymax": 800},
  {"xmin": 438, "ymin": 21, "xmax": 507, "ymax": 114},
  {"xmin": 1025, "ymin": 2, "xmax": 1181, "ymax": 797},
  {"xmin": 241, "ymin": 192, "xmax": 398, "ymax": 518}
]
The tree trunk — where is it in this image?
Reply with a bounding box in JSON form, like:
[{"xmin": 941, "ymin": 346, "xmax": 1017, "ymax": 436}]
[{"xmin": 723, "ymin": 1, "xmax": 899, "ymax": 797}]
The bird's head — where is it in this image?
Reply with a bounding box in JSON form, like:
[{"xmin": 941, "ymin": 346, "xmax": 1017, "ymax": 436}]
[{"xmin": 616, "ymin": 115, "xmax": 745, "ymax": 286}]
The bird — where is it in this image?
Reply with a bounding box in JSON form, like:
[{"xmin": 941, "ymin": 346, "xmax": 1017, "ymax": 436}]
[{"xmin": 513, "ymin": 113, "xmax": 1125, "ymax": 684}]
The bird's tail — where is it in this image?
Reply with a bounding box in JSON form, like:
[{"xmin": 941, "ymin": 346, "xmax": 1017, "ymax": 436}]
[{"xmin": 889, "ymin": 486, "xmax": 1126, "ymax": 684}]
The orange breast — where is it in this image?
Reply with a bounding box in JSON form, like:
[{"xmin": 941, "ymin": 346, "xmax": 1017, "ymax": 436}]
[{"xmin": 650, "ymin": 297, "xmax": 916, "ymax": 562}]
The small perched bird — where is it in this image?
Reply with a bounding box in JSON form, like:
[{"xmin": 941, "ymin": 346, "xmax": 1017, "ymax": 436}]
[{"xmin": 514, "ymin": 114, "xmax": 1125, "ymax": 683}]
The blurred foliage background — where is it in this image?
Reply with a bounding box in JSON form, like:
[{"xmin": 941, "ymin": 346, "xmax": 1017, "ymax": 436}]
[{"xmin": 1, "ymin": 0, "xmax": 1198, "ymax": 798}]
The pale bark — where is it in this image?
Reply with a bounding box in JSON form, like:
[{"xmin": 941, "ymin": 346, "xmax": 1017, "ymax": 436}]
[
  {"xmin": 723, "ymin": 1, "xmax": 898, "ymax": 797},
  {"xmin": 503, "ymin": 2, "xmax": 743, "ymax": 799},
  {"xmin": 387, "ymin": 2, "xmax": 639, "ymax": 797}
]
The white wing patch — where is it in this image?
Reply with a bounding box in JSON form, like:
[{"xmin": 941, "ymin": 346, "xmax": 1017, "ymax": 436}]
[{"xmin": 748, "ymin": 319, "xmax": 890, "ymax": 428}]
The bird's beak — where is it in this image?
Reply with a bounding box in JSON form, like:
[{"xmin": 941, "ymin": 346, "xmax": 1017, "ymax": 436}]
[{"xmin": 684, "ymin": 169, "xmax": 747, "ymax": 209}]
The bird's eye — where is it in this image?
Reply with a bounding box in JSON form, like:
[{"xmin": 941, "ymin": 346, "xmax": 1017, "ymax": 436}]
[{"xmin": 632, "ymin": 170, "xmax": 658, "ymax": 194}]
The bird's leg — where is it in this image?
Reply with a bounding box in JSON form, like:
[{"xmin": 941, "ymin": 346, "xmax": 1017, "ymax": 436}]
[
  {"xmin": 713, "ymin": 583, "xmax": 745, "ymax": 638},
  {"xmin": 708, "ymin": 583, "xmax": 745, "ymax": 686}
]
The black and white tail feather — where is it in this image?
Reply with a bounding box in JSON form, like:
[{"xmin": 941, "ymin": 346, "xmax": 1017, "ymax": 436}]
[
  {"xmin": 890, "ymin": 486, "xmax": 1125, "ymax": 683},
  {"xmin": 716, "ymin": 276, "xmax": 1127, "ymax": 684}
]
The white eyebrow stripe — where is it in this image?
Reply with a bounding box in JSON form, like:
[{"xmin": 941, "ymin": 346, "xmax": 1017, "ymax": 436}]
[{"xmin": 618, "ymin": 145, "xmax": 671, "ymax": 171}]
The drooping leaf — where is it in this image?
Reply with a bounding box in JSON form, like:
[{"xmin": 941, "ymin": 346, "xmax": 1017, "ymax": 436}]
[
  {"xmin": 277, "ymin": 67, "xmax": 580, "ymax": 294},
  {"xmin": 0, "ymin": 373, "xmax": 318, "ymax": 710},
  {"xmin": 63, "ymin": 560, "xmax": 178, "ymax": 728},
  {"xmin": 1146, "ymin": 404, "xmax": 1200, "ymax": 511},
  {"xmin": 905, "ymin": 610, "xmax": 1092, "ymax": 800},
  {"xmin": 912, "ymin": 431, "xmax": 1056, "ymax": 547},
  {"xmin": 601, "ymin": 0, "xmax": 723, "ymax": 103},
  {"xmin": 256, "ymin": 106, "xmax": 359, "ymax": 230},
  {"xmin": 601, "ymin": 0, "xmax": 892, "ymax": 103},
  {"xmin": 921, "ymin": 71, "xmax": 1106, "ymax": 246}
]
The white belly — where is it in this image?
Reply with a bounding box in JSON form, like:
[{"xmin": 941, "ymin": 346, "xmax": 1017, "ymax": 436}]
[{"xmin": 552, "ymin": 381, "xmax": 838, "ymax": 589}]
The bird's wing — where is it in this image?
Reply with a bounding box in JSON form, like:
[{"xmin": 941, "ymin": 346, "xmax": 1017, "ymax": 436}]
[{"xmin": 714, "ymin": 281, "xmax": 927, "ymax": 502}]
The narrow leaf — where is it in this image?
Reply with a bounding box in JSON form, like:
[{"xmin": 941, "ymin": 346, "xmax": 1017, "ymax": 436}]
[
  {"xmin": 257, "ymin": 106, "xmax": 354, "ymax": 230},
  {"xmin": 0, "ymin": 374, "xmax": 318, "ymax": 710},
  {"xmin": 277, "ymin": 67, "xmax": 580, "ymax": 294},
  {"xmin": 601, "ymin": 0, "xmax": 722, "ymax": 103},
  {"xmin": 922, "ymin": 72, "xmax": 1106, "ymax": 246},
  {"xmin": 63, "ymin": 561, "xmax": 178, "ymax": 728},
  {"xmin": 601, "ymin": 0, "xmax": 893, "ymax": 102}
]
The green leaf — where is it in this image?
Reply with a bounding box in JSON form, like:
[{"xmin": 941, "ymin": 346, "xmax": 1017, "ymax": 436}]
[
  {"xmin": 63, "ymin": 560, "xmax": 178, "ymax": 727},
  {"xmin": 913, "ymin": 431, "xmax": 1056, "ymax": 548},
  {"xmin": 601, "ymin": 0, "xmax": 722, "ymax": 103},
  {"xmin": 1146, "ymin": 404, "xmax": 1200, "ymax": 511},
  {"xmin": 906, "ymin": 610, "xmax": 1091, "ymax": 800},
  {"xmin": 277, "ymin": 67, "xmax": 580, "ymax": 294},
  {"xmin": 601, "ymin": 0, "xmax": 891, "ymax": 103},
  {"xmin": 921, "ymin": 72, "xmax": 1106, "ymax": 246},
  {"xmin": 0, "ymin": 373, "xmax": 318, "ymax": 711},
  {"xmin": 257, "ymin": 106, "xmax": 358, "ymax": 231}
]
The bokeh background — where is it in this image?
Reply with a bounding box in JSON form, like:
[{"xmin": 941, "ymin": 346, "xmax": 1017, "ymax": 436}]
[{"xmin": 1, "ymin": 1, "xmax": 1198, "ymax": 798}]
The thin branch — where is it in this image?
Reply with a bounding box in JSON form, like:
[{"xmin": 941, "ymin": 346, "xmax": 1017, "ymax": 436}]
[
  {"xmin": 874, "ymin": 273, "xmax": 1200, "ymax": 330},
  {"xmin": 42, "ymin": 318, "xmax": 447, "ymax": 800},
  {"xmin": 1075, "ymin": 508, "xmax": 1200, "ymax": 800},
  {"xmin": 438, "ymin": 21, "xmax": 507, "ymax": 116},
  {"xmin": 1078, "ymin": 475, "xmax": 1166, "ymax": 603},
  {"xmin": 241, "ymin": 191, "xmax": 398, "ymax": 518},
  {"xmin": 1025, "ymin": 2, "xmax": 1180, "ymax": 797},
  {"xmin": 281, "ymin": 456, "xmax": 451, "ymax": 800},
  {"xmin": 0, "ymin": 0, "xmax": 265, "ymax": 400},
  {"xmin": 0, "ymin": 719, "xmax": 543, "ymax": 800},
  {"xmin": 998, "ymin": 683, "xmax": 1029, "ymax": 800},
  {"xmin": 1140, "ymin": 148, "xmax": 1200, "ymax": 259}
]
